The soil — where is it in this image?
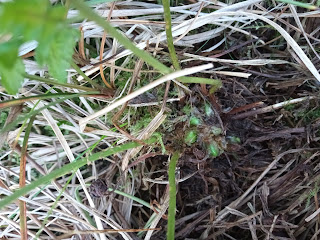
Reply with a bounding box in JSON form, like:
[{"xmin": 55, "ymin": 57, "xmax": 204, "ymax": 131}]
[{"xmin": 137, "ymin": 71, "xmax": 320, "ymax": 239}]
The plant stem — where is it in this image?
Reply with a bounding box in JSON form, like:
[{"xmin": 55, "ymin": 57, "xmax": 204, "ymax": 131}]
[
  {"xmin": 0, "ymin": 92, "xmax": 99, "ymax": 134},
  {"xmin": 23, "ymin": 73, "xmax": 97, "ymax": 92},
  {"xmin": 70, "ymin": 0, "xmax": 221, "ymax": 87},
  {"xmin": 276, "ymin": 0, "xmax": 317, "ymax": 9},
  {"xmin": 167, "ymin": 151, "xmax": 179, "ymax": 240},
  {"xmin": 70, "ymin": 0, "xmax": 171, "ymax": 75},
  {"xmin": 19, "ymin": 115, "xmax": 35, "ymax": 240},
  {"xmin": 0, "ymin": 137, "xmax": 158, "ymax": 210},
  {"xmin": 162, "ymin": 0, "xmax": 180, "ymax": 70},
  {"xmin": 0, "ymin": 92, "xmax": 100, "ymax": 109},
  {"xmin": 70, "ymin": 61, "xmax": 102, "ymax": 89}
]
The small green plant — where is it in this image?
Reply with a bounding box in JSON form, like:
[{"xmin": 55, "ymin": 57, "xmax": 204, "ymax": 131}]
[
  {"xmin": 184, "ymin": 130, "xmax": 198, "ymax": 145},
  {"xmin": 181, "ymin": 103, "xmax": 225, "ymax": 157},
  {"xmin": 207, "ymin": 142, "xmax": 220, "ymax": 157}
]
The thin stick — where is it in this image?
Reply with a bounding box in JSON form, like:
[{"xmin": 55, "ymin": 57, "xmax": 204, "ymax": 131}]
[{"xmin": 231, "ymin": 96, "xmax": 316, "ymax": 120}]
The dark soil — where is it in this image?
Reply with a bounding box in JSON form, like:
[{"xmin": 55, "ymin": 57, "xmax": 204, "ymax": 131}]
[{"xmin": 90, "ymin": 10, "xmax": 320, "ymax": 240}]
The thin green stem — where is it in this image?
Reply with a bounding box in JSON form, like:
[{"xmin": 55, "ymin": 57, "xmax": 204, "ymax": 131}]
[
  {"xmin": 0, "ymin": 92, "xmax": 100, "ymax": 109},
  {"xmin": 276, "ymin": 0, "xmax": 317, "ymax": 9},
  {"xmin": 0, "ymin": 92, "xmax": 96, "ymax": 134},
  {"xmin": 70, "ymin": 61, "xmax": 102, "ymax": 89},
  {"xmin": 35, "ymin": 172, "xmax": 75, "ymax": 239},
  {"xmin": 35, "ymin": 134, "xmax": 110, "ymax": 238},
  {"xmin": 23, "ymin": 73, "xmax": 97, "ymax": 92},
  {"xmin": 167, "ymin": 151, "xmax": 179, "ymax": 240},
  {"xmin": 179, "ymin": 77, "xmax": 222, "ymax": 85},
  {"xmin": 70, "ymin": 0, "xmax": 171, "ymax": 75},
  {"xmin": 0, "ymin": 137, "xmax": 157, "ymax": 210},
  {"xmin": 162, "ymin": 0, "xmax": 180, "ymax": 70},
  {"xmin": 75, "ymin": 185, "xmax": 97, "ymax": 227},
  {"xmin": 70, "ymin": 0, "xmax": 221, "ymax": 87}
]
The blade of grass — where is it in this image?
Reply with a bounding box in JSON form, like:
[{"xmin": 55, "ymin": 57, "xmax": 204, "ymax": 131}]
[
  {"xmin": 167, "ymin": 151, "xmax": 179, "ymax": 240},
  {"xmin": 86, "ymin": 0, "xmax": 117, "ymax": 5},
  {"xmin": 23, "ymin": 73, "xmax": 98, "ymax": 92},
  {"xmin": 276, "ymin": 0, "xmax": 318, "ymax": 10},
  {"xmin": 19, "ymin": 115, "xmax": 36, "ymax": 240},
  {"xmin": 35, "ymin": 172, "xmax": 75, "ymax": 239},
  {"xmin": 162, "ymin": 0, "xmax": 180, "ymax": 70},
  {"xmin": 70, "ymin": 61, "xmax": 107, "ymax": 90},
  {"xmin": 0, "ymin": 92, "xmax": 96, "ymax": 134},
  {"xmin": 35, "ymin": 134, "xmax": 110, "ymax": 238},
  {"xmin": 70, "ymin": 0, "xmax": 220, "ymax": 86},
  {"xmin": 0, "ymin": 91, "xmax": 100, "ymax": 109},
  {"xmin": 75, "ymin": 185, "xmax": 97, "ymax": 228},
  {"xmin": 0, "ymin": 137, "xmax": 157, "ymax": 210},
  {"xmin": 71, "ymin": 0, "xmax": 170, "ymax": 75},
  {"xmin": 11, "ymin": 89, "xmax": 53, "ymax": 163}
]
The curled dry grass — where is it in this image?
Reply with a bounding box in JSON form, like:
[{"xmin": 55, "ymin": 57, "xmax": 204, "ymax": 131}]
[{"xmin": 1, "ymin": 0, "xmax": 320, "ymax": 239}]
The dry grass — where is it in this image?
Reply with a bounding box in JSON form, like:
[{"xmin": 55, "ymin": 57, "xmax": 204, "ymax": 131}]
[{"xmin": 1, "ymin": 0, "xmax": 320, "ymax": 239}]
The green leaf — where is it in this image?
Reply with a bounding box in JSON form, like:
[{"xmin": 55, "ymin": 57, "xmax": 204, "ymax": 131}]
[
  {"xmin": 36, "ymin": 28, "xmax": 79, "ymax": 82},
  {"xmin": 0, "ymin": 0, "xmax": 79, "ymax": 92},
  {"xmin": 184, "ymin": 130, "xmax": 197, "ymax": 145},
  {"xmin": 0, "ymin": 40, "xmax": 21, "ymax": 68},
  {"xmin": 35, "ymin": 6, "xmax": 70, "ymax": 66},
  {"xmin": 0, "ymin": 0, "xmax": 49, "ymax": 41},
  {"xmin": 207, "ymin": 142, "xmax": 219, "ymax": 157},
  {"xmin": 190, "ymin": 116, "xmax": 201, "ymax": 126},
  {"xmin": 0, "ymin": 40, "xmax": 25, "ymax": 94},
  {"xmin": 0, "ymin": 58, "xmax": 25, "ymax": 94}
]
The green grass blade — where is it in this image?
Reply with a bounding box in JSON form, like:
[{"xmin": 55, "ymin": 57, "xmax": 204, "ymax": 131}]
[
  {"xmin": 276, "ymin": 0, "xmax": 318, "ymax": 9},
  {"xmin": 167, "ymin": 151, "xmax": 179, "ymax": 240},
  {"xmin": 70, "ymin": 61, "xmax": 104, "ymax": 90},
  {"xmin": 0, "ymin": 92, "xmax": 99, "ymax": 109},
  {"xmin": 35, "ymin": 134, "xmax": 109, "ymax": 237},
  {"xmin": 71, "ymin": 0, "xmax": 171, "ymax": 75},
  {"xmin": 35, "ymin": 172, "xmax": 75, "ymax": 239},
  {"xmin": 71, "ymin": 1, "xmax": 221, "ymax": 87},
  {"xmin": 0, "ymin": 137, "xmax": 157, "ymax": 210},
  {"xmin": 23, "ymin": 73, "xmax": 97, "ymax": 92},
  {"xmin": 162, "ymin": 0, "xmax": 180, "ymax": 70},
  {"xmin": 75, "ymin": 185, "xmax": 97, "ymax": 227},
  {"xmin": 179, "ymin": 76, "xmax": 222, "ymax": 85},
  {"xmin": 0, "ymin": 92, "xmax": 95, "ymax": 134},
  {"xmin": 86, "ymin": 0, "xmax": 118, "ymax": 5}
]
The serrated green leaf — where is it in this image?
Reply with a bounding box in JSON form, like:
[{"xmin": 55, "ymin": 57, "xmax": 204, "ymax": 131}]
[
  {"xmin": 0, "ymin": 0, "xmax": 79, "ymax": 92},
  {"xmin": 35, "ymin": 5, "xmax": 69, "ymax": 66},
  {"xmin": 0, "ymin": 0, "xmax": 49, "ymax": 41},
  {"xmin": 38, "ymin": 28, "xmax": 78, "ymax": 82},
  {"xmin": 0, "ymin": 40, "xmax": 21, "ymax": 68},
  {"xmin": 0, "ymin": 39, "xmax": 25, "ymax": 94},
  {"xmin": 0, "ymin": 58, "xmax": 25, "ymax": 94}
]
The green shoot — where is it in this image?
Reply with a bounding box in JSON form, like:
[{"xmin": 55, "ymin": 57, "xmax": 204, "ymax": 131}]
[{"xmin": 167, "ymin": 151, "xmax": 179, "ymax": 240}]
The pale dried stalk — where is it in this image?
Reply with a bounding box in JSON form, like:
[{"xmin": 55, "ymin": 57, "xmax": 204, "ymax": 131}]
[{"xmin": 79, "ymin": 63, "xmax": 214, "ymax": 132}]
